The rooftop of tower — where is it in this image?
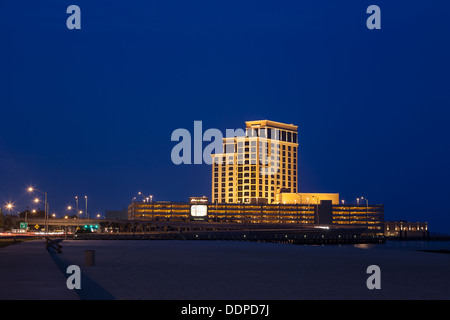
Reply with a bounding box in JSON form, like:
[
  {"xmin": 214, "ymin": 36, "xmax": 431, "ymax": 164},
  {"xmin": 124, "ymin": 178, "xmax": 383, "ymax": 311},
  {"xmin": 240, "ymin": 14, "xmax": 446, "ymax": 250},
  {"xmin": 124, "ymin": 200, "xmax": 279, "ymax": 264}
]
[{"xmin": 245, "ymin": 120, "xmax": 298, "ymax": 132}]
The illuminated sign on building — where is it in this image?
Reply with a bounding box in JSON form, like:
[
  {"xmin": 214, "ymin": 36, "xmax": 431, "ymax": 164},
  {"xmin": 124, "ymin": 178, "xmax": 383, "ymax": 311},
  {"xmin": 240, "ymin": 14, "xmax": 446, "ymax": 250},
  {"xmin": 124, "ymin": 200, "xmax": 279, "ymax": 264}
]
[
  {"xmin": 191, "ymin": 205, "xmax": 207, "ymax": 217},
  {"xmin": 189, "ymin": 197, "xmax": 208, "ymax": 219}
]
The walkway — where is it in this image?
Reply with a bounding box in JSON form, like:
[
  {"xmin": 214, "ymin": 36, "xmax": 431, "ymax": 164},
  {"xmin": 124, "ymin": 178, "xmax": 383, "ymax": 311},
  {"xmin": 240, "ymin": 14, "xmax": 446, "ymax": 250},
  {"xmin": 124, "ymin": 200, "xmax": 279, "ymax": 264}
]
[{"xmin": 0, "ymin": 239, "xmax": 79, "ymax": 300}]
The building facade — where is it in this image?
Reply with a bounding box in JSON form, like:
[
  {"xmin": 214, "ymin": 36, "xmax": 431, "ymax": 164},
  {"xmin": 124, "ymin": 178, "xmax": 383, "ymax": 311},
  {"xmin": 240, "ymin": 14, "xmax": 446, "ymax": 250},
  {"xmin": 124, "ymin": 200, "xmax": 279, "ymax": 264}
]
[
  {"xmin": 127, "ymin": 200, "xmax": 384, "ymax": 235},
  {"xmin": 211, "ymin": 120, "xmax": 299, "ymax": 204},
  {"xmin": 384, "ymin": 221, "xmax": 428, "ymax": 238},
  {"xmin": 275, "ymin": 192, "xmax": 340, "ymax": 205}
]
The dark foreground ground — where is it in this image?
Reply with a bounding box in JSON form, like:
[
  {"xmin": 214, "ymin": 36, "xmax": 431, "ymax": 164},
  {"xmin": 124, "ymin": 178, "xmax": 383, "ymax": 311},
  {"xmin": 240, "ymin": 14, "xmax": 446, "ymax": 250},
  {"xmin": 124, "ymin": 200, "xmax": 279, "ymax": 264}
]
[{"xmin": 1, "ymin": 239, "xmax": 449, "ymax": 300}]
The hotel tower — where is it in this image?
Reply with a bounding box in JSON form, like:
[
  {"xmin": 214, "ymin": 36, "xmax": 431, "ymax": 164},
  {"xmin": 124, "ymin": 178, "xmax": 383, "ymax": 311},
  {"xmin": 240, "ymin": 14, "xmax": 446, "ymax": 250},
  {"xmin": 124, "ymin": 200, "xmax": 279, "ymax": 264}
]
[{"xmin": 211, "ymin": 120, "xmax": 298, "ymax": 204}]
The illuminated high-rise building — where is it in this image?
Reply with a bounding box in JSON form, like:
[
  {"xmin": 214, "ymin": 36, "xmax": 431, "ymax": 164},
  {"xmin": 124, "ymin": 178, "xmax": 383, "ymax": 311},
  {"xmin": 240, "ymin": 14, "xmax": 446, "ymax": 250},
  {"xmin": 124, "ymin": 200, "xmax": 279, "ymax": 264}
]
[{"xmin": 211, "ymin": 120, "xmax": 298, "ymax": 204}]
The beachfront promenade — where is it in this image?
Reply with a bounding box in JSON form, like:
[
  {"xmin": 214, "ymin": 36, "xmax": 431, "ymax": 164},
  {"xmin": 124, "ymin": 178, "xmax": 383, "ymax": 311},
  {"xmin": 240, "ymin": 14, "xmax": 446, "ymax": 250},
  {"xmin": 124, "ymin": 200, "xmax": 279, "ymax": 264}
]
[{"xmin": 1, "ymin": 239, "xmax": 449, "ymax": 300}]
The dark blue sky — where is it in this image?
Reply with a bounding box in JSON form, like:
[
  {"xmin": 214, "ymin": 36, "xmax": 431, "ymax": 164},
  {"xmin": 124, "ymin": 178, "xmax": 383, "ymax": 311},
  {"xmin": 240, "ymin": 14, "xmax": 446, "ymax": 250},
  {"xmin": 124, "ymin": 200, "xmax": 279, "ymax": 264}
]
[{"xmin": 1, "ymin": 1, "xmax": 449, "ymax": 233}]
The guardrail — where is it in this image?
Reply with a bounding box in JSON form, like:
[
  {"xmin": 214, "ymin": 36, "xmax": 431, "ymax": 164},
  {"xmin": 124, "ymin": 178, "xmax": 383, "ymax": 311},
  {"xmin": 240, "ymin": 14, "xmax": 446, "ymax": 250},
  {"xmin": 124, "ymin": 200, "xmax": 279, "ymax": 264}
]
[{"xmin": 46, "ymin": 237, "xmax": 62, "ymax": 253}]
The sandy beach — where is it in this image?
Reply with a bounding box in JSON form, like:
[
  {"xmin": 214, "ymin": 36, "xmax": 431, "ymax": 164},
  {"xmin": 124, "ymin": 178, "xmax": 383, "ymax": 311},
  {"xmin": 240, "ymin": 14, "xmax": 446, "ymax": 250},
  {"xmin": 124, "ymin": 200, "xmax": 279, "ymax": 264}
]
[{"xmin": 41, "ymin": 239, "xmax": 450, "ymax": 300}]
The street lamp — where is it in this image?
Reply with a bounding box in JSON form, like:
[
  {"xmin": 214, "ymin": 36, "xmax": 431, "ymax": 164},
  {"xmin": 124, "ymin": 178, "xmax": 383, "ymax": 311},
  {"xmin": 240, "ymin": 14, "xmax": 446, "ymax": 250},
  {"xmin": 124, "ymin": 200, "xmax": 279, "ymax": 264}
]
[
  {"xmin": 5, "ymin": 203, "xmax": 13, "ymax": 211},
  {"xmin": 312, "ymin": 196, "xmax": 319, "ymax": 225},
  {"xmin": 67, "ymin": 205, "xmax": 76, "ymax": 220},
  {"xmin": 75, "ymin": 196, "xmax": 80, "ymax": 220},
  {"xmin": 5, "ymin": 203, "xmax": 15, "ymax": 220},
  {"xmin": 138, "ymin": 192, "xmax": 146, "ymax": 202},
  {"xmin": 28, "ymin": 186, "xmax": 48, "ymax": 235},
  {"xmin": 361, "ymin": 196, "xmax": 369, "ymax": 226},
  {"xmin": 85, "ymin": 196, "xmax": 88, "ymax": 223},
  {"xmin": 138, "ymin": 192, "xmax": 153, "ymax": 203}
]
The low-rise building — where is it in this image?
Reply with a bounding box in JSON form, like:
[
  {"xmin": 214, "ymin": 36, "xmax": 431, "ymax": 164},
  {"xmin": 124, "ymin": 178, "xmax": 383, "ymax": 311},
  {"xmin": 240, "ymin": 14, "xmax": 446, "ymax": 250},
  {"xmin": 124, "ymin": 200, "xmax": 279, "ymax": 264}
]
[
  {"xmin": 128, "ymin": 198, "xmax": 385, "ymax": 235},
  {"xmin": 384, "ymin": 221, "xmax": 428, "ymax": 238}
]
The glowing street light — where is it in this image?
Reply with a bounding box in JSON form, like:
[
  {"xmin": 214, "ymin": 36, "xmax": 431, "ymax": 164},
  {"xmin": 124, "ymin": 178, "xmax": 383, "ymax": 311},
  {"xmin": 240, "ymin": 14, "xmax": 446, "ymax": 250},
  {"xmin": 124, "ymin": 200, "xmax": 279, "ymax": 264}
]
[
  {"xmin": 27, "ymin": 186, "xmax": 48, "ymax": 235},
  {"xmin": 138, "ymin": 192, "xmax": 153, "ymax": 203},
  {"xmin": 138, "ymin": 192, "xmax": 149, "ymax": 202},
  {"xmin": 85, "ymin": 195, "xmax": 89, "ymax": 223},
  {"xmin": 5, "ymin": 203, "xmax": 13, "ymax": 211},
  {"xmin": 75, "ymin": 196, "xmax": 80, "ymax": 220},
  {"xmin": 312, "ymin": 196, "xmax": 319, "ymax": 225},
  {"xmin": 361, "ymin": 196, "xmax": 369, "ymax": 226},
  {"xmin": 360, "ymin": 196, "xmax": 368, "ymax": 205}
]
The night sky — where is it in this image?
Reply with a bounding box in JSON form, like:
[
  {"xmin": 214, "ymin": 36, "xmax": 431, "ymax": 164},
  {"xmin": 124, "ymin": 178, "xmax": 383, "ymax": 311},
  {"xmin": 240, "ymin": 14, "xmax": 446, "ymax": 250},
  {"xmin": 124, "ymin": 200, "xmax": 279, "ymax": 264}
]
[{"xmin": 1, "ymin": 1, "xmax": 449, "ymax": 233}]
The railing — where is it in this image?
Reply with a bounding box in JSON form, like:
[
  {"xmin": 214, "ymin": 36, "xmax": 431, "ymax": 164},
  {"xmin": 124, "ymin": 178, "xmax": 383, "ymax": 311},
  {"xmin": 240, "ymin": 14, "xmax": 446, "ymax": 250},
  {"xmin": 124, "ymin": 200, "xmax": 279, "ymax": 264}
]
[{"xmin": 46, "ymin": 237, "xmax": 62, "ymax": 253}]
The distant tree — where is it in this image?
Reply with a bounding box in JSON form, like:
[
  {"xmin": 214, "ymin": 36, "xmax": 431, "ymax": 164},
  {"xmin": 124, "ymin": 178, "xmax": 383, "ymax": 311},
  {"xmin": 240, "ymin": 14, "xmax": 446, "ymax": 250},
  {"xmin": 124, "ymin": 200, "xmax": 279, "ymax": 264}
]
[
  {"xmin": 19, "ymin": 209, "xmax": 45, "ymax": 219},
  {"xmin": 3, "ymin": 215, "xmax": 14, "ymax": 231}
]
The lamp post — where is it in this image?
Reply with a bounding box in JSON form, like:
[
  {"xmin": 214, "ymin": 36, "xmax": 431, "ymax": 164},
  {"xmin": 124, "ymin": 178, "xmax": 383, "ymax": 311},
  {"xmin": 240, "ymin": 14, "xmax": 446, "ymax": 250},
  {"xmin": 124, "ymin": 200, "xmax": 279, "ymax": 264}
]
[
  {"xmin": 31, "ymin": 198, "xmax": 40, "ymax": 224},
  {"xmin": 85, "ymin": 196, "xmax": 88, "ymax": 224},
  {"xmin": 297, "ymin": 194, "xmax": 303, "ymax": 224},
  {"xmin": 361, "ymin": 196, "xmax": 369, "ymax": 226},
  {"xmin": 75, "ymin": 196, "xmax": 80, "ymax": 221},
  {"xmin": 5, "ymin": 203, "xmax": 14, "ymax": 218},
  {"xmin": 138, "ymin": 192, "xmax": 146, "ymax": 202},
  {"xmin": 215, "ymin": 199, "xmax": 218, "ymax": 222},
  {"xmin": 67, "ymin": 205, "xmax": 75, "ymax": 220},
  {"xmin": 28, "ymin": 187, "xmax": 48, "ymax": 236},
  {"xmin": 312, "ymin": 196, "xmax": 319, "ymax": 225}
]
